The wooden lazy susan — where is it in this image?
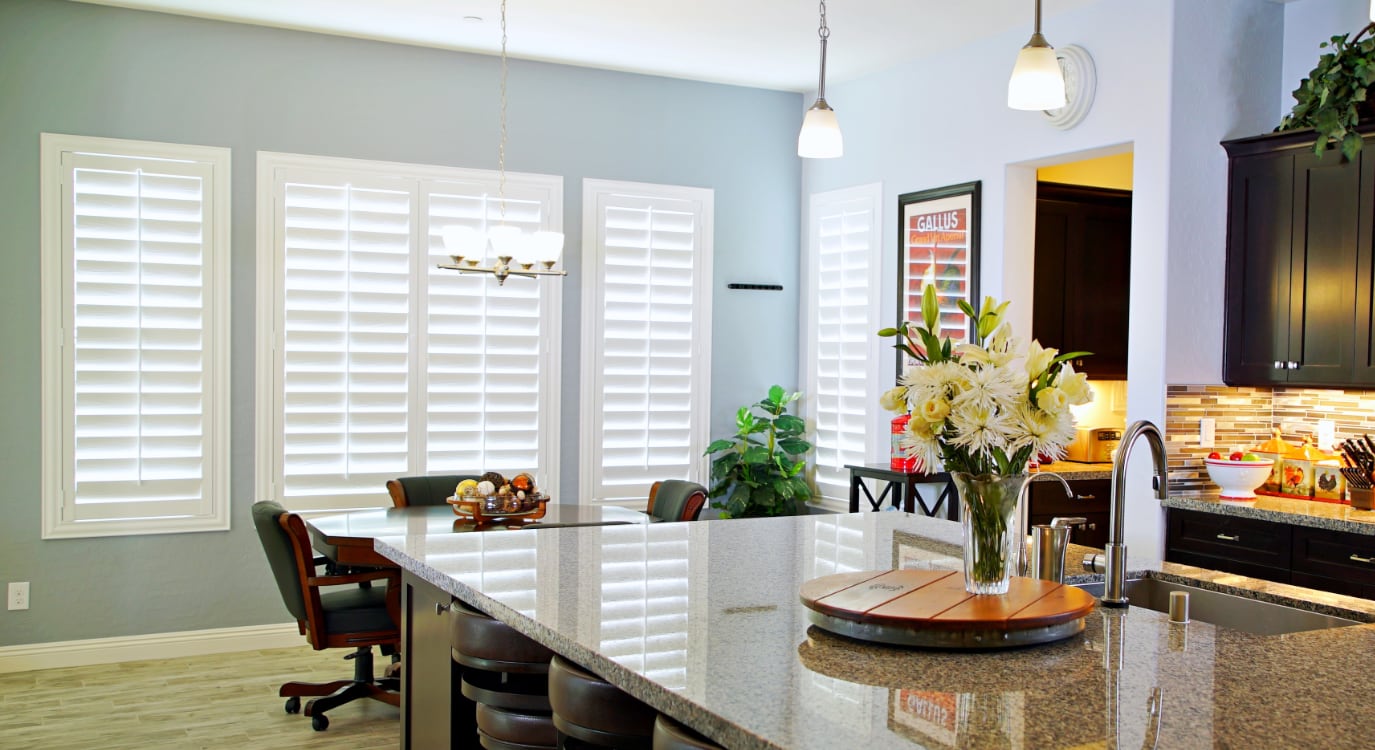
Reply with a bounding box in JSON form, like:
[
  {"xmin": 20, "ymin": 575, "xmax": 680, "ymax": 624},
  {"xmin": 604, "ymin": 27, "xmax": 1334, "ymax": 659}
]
[{"xmin": 800, "ymin": 569, "xmax": 1097, "ymax": 649}]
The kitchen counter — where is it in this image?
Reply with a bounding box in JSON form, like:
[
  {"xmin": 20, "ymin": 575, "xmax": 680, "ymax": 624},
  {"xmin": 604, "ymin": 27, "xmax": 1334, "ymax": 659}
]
[
  {"xmin": 1163, "ymin": 492, "xmax": 1375, "ymax": 536},
  {"xmin": 1032, "ymin": 460, "xmax": 1114, "ymax": 480},
  {"xmin": 378, "ymin": 511, "xmax": 1375, "ymax": 749}
]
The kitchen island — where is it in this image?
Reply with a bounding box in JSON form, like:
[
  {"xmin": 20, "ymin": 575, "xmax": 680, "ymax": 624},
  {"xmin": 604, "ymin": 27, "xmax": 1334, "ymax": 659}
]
[{"xmin": 378, "ymin": 510, "xmax": 1375, "ymax": 749}]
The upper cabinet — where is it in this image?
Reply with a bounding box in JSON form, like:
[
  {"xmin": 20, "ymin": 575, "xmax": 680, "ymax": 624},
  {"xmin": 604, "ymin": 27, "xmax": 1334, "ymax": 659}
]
[
  {"xmin": 1033, "ymin": 183, "xmax": 1132, "ymax": 379},
  {"xmin": 1223, "ymin": 129, "xmax": 1369, "ymax": 387}
]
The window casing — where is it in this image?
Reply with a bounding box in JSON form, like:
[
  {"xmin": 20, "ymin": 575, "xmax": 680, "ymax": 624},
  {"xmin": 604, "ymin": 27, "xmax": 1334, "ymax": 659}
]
[
  {"xmin": 802, "ymin": 184, "xmax": 884, "ymax": 510},
  {"xmin": 256, "ymin": 152, "xmax": 562, "ymax": 510},
  {"xmin": 579, "ymin": 179, "xmax": 713, "ymax": 506},
  {"xmin": 40, "ymin": 134, "xmax": 231, "ymax": 538}
]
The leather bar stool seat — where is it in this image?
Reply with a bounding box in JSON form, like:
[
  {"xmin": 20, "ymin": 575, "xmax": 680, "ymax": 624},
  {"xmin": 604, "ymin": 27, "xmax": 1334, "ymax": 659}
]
[
  {"xmin": 652, "ymin": 715, "xmax": 722, "ymax": 750},
  {"xmin": 548, "ymin": 655, "xmax": 656, "ymax": 749},
  {"xmin": 451, "ymin": 600, "xmax": 557, "ymax": 712},
  {"xmin": 477, "ymin": 702, "xmax": 559, "ymax": 750}
]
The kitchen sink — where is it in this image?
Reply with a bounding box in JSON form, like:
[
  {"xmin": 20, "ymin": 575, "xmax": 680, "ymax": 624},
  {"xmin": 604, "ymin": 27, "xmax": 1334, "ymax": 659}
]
[{"xmin": 1072, "ymin": 576, "xmax": 1366, "ymax": 635}]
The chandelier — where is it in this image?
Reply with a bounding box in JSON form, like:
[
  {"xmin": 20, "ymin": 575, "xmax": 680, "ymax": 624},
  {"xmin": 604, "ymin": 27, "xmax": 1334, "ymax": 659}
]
[{"xmin": 438, "ymin": 0, "xmax": 566, "ymax": 285}]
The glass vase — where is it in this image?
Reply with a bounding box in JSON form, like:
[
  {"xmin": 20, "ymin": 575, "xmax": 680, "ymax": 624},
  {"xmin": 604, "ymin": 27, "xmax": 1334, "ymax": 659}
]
[{"xmin": 951, "ymin": 472, "xmax": 1031, "ymax": 595}]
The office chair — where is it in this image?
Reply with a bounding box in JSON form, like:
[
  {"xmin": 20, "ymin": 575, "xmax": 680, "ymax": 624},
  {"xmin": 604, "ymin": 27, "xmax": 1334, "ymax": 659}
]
[
  {"xmin": 252, "ymin": 500, "xmax": 401, "ymax": 731},
  {"xmin": 645, "ymin": 480, "xmax": 708, "ymax": 522},
  {"xmin": 386, "ymin": 473, "xmax": 482, "ymax": 508}
]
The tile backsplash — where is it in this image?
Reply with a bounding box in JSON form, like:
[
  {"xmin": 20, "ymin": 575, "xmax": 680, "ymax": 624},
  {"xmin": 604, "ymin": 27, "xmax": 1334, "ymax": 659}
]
[{"xmin": 1165, "ymin": 385, "xmax": 1375, "ymax": 493}]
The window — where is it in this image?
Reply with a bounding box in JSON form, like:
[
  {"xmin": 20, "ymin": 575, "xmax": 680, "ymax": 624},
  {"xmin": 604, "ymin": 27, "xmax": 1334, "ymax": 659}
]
[
  {"xmin": 40, "ymin": 134, "xmax": 231, "ymax": 538},
  {"xmin": 256, "ymin": 152, "xmax": 562, "ymax": 510},
  {"xmin": 579, "ymin": 180, "xmax": 713, "ymax": 505},
  {"xmin": 802, "ymin": 184, "xmax": 883, "ymax": 510}
]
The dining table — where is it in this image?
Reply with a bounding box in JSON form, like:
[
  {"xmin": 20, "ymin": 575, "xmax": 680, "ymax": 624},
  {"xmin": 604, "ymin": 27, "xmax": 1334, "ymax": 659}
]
[{"xmin": 305, "ymin": 503, "xmax": 653, "ymax": 567}]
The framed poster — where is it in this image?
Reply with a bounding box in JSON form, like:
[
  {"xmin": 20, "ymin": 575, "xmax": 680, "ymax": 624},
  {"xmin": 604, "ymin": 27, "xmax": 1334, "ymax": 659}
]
[{"xmin": 896, "ymin": 181, "xmax": 981, "ymax": 374}]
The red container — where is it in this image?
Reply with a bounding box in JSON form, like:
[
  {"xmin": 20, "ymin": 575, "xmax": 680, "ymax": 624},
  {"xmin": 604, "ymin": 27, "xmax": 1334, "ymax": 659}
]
[{"xmin": 891, "ymin": 414, "xmax": 919, "ymax": 472}]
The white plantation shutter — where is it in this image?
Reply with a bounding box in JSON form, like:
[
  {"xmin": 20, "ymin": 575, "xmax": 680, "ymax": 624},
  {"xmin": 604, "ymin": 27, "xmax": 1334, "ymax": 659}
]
[
  {"xmin": 41, "ymin": 135, "xmax": 230, "ymax": 538},
  {"xmin": 581, "ymin": 180, "xmax": 713, "ymax": 505},
  {"xmin": 258, "ymin": 153, "xmax": 561, "ymax": 510},
  {"xmin": 804, "ymin": 185, "xmax": 883, "ymax": 508}
]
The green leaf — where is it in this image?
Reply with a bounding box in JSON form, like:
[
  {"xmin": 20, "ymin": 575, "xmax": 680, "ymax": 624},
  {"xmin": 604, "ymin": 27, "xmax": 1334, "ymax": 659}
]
[
  {"xmin": 742, "ymin": 445, "xmax": 770, "ymax": 464},
  {"xmin": 1343, "ymin": 131, "xmax": 1364, "ymax": 161},
  {"xmin": 774, "ymin": 414, "xmax": 806, "ymax": 433},
  {"xmin": 1050, "ymin": 351, "xmax": 1092, "ymax": 365},
  {"xmin": 956, "ymin": 298, "xmax": 977, "ymax": 320},
  {"xmin": 768, "ymin": 384, "xmax": 785, "ymax": 404},
  {"xmin": 704, "ymin": 439, "xmax": 734, "ymax": 455},
  {"xmin": 778, "ymin": 438, "xmax": 811, "ymax": 455}
]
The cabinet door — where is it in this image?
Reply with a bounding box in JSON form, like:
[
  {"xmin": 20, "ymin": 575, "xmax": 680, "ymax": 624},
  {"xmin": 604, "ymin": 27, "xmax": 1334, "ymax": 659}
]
[
  {"xmin": 1286, "ymin": 149, "xmax": 1361, "ymax": 384},
  {"xmin": 402, "ymin": 572, "xmax": 474, "ymax": 749},
  {"xmin": 1353, "ymin": 144, "xmax": 1375, "ymax": 384},
  {"xmin": 1223, "ymin": 151, "xmax": 1294, "ymax": 385},
  {"xmin": 1164, "ymin": 508, "xmax": 1291, "ymax": 582}
]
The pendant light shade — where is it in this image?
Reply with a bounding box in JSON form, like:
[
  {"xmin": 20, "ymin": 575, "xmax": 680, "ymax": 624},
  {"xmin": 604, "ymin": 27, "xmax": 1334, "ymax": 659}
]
[
  {"xmin": 798, "ymin": 101, "xmax": 843, "ymax": 159},
  {"xmin": 1007, "ymin": 1, "xmax": 1067, "ymax": 111},
  {"xmin": 799, "ymin": 0, "xmax": 842, "ymax": 159}
]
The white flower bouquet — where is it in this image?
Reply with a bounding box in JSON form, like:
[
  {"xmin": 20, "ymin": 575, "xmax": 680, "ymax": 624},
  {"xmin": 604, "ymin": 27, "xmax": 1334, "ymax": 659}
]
[{"xmin": 878, "ymin": 287, "xmax": 1093, "ymax": 593}]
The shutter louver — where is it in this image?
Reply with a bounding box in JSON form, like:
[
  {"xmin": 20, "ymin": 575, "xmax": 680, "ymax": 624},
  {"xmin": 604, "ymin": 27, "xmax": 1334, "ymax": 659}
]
[
  {"xmin": 69, "ymin": 161, "xmax": 211, "ymax": 520},
  {"xmin": 812, "ymin": 197, "xmax": 877, "ymax": 503},
  {"xmin": 281, "ymin": 182, "xmax": 413, "ymax": 501},
  {"xmin": 583, "ymin": 183, "xmax": 712, "ymax": 505}
]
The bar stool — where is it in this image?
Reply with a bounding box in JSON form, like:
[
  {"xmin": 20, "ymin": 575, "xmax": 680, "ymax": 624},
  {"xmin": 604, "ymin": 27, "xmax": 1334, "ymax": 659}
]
[
  {"xmin": 450, "ymin": 600, "xmax": 558, "ymax": 749},
  {"xmin": 652, "ymin": 715, "xmax": 723, "ymax": 750},
  {"xmin": 548, "ymin": 655, "xmax": 656, "ymax": 749}
]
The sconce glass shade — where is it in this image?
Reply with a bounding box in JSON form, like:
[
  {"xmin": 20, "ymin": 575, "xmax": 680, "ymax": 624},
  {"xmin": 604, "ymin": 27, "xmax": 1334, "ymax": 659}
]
[
  {"xmin": 1007, "ymin": 37, "xmax": 1066, "ymax": 110},
  {"xmin": 798, "ymin": 102, "xmax": 844, "ymax": 159}
]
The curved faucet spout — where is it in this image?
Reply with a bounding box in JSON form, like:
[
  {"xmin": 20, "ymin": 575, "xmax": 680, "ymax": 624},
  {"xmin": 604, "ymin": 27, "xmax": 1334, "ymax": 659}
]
[{"xmin": 1103, "ymin": 420, "xmax": 1170, "ymax": 607}]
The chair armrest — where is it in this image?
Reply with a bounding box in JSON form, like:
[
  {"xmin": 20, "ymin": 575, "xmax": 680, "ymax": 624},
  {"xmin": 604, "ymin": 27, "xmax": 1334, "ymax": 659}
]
[{"xmin": 307, "ymin": 568, "xmax": 399, "ymax": 589}]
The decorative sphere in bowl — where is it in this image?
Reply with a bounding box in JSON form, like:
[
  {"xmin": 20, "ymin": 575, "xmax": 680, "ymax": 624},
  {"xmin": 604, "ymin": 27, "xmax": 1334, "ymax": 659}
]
[{"xmin": 1204, "ymin": 457, "xmax": 1273, "ymax": 499}]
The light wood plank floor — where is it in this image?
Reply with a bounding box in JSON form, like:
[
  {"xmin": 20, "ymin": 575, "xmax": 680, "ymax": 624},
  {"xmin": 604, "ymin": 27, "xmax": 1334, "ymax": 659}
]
[{"xmin": 0, "ymin": 646, "xmax": 399, "ymax": 749}]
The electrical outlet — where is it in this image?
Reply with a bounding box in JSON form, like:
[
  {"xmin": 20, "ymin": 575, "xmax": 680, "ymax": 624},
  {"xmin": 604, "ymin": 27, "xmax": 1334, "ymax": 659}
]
[
  {"xmin": 1199, "ymin": 418, "xmax": 1216, "ymax": 447},
  {"xmin": 7, "ymin": 582, "xmax": 29, "ymax": 611},
  {"xmin": 1318, "ymin": 419, "xmax": 1336, "ymax": 452}
]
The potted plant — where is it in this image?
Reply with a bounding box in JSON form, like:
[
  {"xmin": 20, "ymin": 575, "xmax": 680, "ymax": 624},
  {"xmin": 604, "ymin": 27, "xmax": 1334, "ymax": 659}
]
[
  {"xmin": 1278, "ymin": 22, "xmax": 1375, "ymax": 161},
  {"xmin": 704, "ymin": 385, "xmax": 813, "ymax": 518}
]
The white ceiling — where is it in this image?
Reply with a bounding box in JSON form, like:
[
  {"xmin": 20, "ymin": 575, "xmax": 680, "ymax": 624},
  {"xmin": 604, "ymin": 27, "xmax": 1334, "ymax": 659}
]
[{"xmin": 71, "ymin": 0, "xmax": 1098, "ymax": 92}]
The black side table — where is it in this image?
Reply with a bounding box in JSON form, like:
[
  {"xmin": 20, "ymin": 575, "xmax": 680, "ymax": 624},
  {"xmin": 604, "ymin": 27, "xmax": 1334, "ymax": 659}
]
[{"xmin": 844, "ymin": 463, "xmax": 959, "ymax": 521}]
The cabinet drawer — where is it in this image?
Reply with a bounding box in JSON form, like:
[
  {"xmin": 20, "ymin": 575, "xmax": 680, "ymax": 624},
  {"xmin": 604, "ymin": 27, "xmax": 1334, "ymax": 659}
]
[
  {"xmin": 1166, "ymin": 509, "xmax": 1291, "ymax": 569},
  {"xmin": 1291, "ymin": 526, "xmax": 1375, "ymax": 585},
  {"xmin": 1166, "ymin": 549, "xmax": 1291, "ymax": 584},
  {"xmin": 1290, "ymin": 570, "xmax": 1371, "ymax": 598},
  {"xmin": 1029, "ymin": 478, "xmax": 1109, "ymax": 516}
]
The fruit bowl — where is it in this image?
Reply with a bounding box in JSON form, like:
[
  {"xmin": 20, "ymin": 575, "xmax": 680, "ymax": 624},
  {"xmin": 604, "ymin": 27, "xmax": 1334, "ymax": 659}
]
[{"xmin": 1204, "ymin": 457, "xmax": 1274, "ymax": 500}]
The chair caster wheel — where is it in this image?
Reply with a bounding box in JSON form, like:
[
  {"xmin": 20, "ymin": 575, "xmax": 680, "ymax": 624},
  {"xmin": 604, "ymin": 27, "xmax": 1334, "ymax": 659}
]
[
  {"xmin": 312, "ymin": 714, "xmax": 329, "ymax": 731},
  {"xmin": 284, "ymin": 696, "xmax": 300, "ymax": 714}
]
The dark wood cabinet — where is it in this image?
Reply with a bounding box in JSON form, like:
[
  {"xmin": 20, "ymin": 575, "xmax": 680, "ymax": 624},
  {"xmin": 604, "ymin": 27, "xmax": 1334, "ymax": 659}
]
[
  {"xmin": 1027, "ymin": 478, "xmax": 1110, "ymax": 548},
  {"xmin": 1033, "ymin": 183, "xmax": 1132, "ymax": 379},
  {"xmin": 1223, "ymin": 129, "xmax": 1367, "ymax": 386},
  {"xmin": 401, "ymin": 571, "xmax": 476, "ymax": 750}
]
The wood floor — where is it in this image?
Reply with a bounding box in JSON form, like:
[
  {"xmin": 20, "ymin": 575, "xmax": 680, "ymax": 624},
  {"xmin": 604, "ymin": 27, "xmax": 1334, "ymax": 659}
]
[{"xmin": 0, "ymin": 646, "xmax": 399, "ymax": 749}]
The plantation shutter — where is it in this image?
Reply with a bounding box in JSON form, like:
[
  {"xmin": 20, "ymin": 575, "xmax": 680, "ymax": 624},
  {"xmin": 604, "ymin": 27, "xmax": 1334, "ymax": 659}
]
[
  {"xmin": 581, "ymin": 181, "xmax": 713, "ymax": 505},
  {"xmin": 595, "ymin": 524, "xmax": 690, "ymax": 690},
  {"xmin": 806, "ymin": 185, "xmax": 882, "ymax": 506},
  {"xmin": 278, "ymin": 178, "xmax": 414, "ymax": 504},
  {"xmin": 424, "ymin": 185, "xmax": 549, "ymax": 476},
  {"xmin": 47, "ymin": 142, "xmax": 230, "ymax": 535}
]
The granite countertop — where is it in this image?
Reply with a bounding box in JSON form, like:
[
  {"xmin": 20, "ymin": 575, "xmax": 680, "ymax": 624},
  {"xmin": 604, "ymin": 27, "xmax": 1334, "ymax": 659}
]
[
  {"xmin": 378, "ymin": 512, "xmax": 1375, "ymax": 749},
  {"xmin": 1032, "ymin": 461, "xmax": 1114, "ymax": 481},
  {"xmin": 1163, "ymin": 492, "xmax": 1375, "ymax": 536}
]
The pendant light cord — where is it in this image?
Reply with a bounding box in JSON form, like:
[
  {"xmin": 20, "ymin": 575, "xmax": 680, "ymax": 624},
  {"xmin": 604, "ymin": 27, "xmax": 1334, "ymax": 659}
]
[
  {"xmin": 816, "ymin": 0, "xmax": 829, "ymax": 100},
  {"xmin": 498, "ymin": 0, "xmax": 508, "ymax": 223},
  {"xmin": 1034, "ymin": 0, "xmax": 1042, "ymax": 35}
]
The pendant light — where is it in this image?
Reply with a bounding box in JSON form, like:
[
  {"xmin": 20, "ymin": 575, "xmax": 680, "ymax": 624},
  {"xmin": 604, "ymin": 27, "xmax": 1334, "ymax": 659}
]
[
  {"xmin": 438, "ymin": 0, "xmax": 565, "ymax": 285},
  {"xmin": 1007, "ymin": 0, "xmax": 1067, "ymax": 111},
  {"xmin": 798, "ymin": 0, "xmax": 843, "ymax": 158}
]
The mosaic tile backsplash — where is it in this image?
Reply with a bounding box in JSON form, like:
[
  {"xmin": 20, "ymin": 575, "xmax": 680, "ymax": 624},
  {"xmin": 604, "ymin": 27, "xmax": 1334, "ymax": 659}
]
[{"xmin": 1165, "ymin": 385, "xmax": 1375, "ymax": 493}]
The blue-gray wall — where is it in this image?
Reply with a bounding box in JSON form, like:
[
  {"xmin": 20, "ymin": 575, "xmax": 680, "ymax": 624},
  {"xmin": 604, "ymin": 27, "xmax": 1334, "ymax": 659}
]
[{"xmin": 0, "ymin": 0, "xmax": 802, "ymax": 645}]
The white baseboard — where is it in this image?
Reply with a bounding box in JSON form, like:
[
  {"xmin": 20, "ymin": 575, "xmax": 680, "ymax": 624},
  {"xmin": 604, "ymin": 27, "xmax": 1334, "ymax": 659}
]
[{"xmin": 0, "ymin": 622, "xmax": 303, "ymax": 674}]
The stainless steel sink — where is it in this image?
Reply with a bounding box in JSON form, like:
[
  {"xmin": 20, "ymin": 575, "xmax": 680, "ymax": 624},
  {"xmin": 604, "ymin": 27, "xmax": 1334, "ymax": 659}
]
[{"xmin": 1072, "ymin": 576, "xmax": 1366, "ymax": 635}]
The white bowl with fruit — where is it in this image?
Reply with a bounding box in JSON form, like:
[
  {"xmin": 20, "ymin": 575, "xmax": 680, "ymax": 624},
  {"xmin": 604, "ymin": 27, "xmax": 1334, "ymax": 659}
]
[{"xmin": 1204, "ymin": 451, "xmax": 1273, "ymax": 500}]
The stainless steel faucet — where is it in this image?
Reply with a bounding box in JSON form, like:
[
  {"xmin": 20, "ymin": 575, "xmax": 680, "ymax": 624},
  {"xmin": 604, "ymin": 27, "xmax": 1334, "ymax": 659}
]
[{"xmin": 1099, "ymin": 420, "xmax": 1169, "ymax": 607}]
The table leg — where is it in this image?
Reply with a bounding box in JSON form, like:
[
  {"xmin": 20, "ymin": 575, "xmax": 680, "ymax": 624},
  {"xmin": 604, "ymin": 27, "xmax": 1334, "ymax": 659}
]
[{"xmin": 849, "ymin": 473, "xmax": 860, "ymax": 513}]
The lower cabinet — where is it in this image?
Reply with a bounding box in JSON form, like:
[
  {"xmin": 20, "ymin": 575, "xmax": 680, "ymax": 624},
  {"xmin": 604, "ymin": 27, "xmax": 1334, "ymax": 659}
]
[
  {"xmin": 401, "ymin": 571, "xmax": 476, "ymax": 750},
  {"xmin": 1165, "ymin": 508, "xmax": 1375, "ymax": 598},
  {"xmin": 1028, "ymin": 478, "xmax": 1110, "ymax": 549}
]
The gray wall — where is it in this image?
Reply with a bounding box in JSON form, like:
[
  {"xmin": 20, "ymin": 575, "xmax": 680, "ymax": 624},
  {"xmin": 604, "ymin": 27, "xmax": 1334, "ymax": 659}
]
[{"xmin": 0, "ymin": 0, "xmax": 802, "ymax": 645}]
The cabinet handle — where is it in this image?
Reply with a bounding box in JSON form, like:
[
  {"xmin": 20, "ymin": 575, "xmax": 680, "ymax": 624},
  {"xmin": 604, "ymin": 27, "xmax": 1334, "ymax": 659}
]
[
  {"xmin": 1075, "ymin": 494, "xmax": 1096, "ymax": 501},
  {"xmin": 1287, "ymin": 361, "xmax": 1300, "ymax": 370},
  {"xmin": 1216, "ymin": 533, "xmax": 1240, "ymax": 542},
  {"xmin": 1273, "ymin": 361, "xmax": 1285, "ymax": 370},
  {"xmin": 435, "ymin": 602, "xmax": 448, "ymax": 616},
  {"xmin": 1087, "ymin": 523, "xmax": 1097, "ymax": 530},
  {"xmin": 1350, "ymin": 554, "xmax": 1374, "ymax": 564}
]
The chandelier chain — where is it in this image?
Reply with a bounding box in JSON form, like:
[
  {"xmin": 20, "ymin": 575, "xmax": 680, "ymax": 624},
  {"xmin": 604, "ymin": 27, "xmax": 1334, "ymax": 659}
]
[
  {"xmin": 818, "ymin": 0, "xmax": 829, "ymax": 41},
  {"xmin": 498, "ymin": 0, "xmax": 508, "ymax": 222}
]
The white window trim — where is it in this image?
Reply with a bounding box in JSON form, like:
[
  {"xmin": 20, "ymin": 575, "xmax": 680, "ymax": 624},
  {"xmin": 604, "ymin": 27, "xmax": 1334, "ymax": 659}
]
[
  {"xmin": 255, "ymin": 151, "xmax": 562, "ymax": 510},
  {"xmin": 40, "ymin": 133, "xmax": 232, "ymax": 538},
  {"xmin": 801, "ymin": 183, "xmax": 884, "ymax": 512},
  {"xmin": 579, "ymin": 178, "xmax": 714, "ymax": 506}
]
